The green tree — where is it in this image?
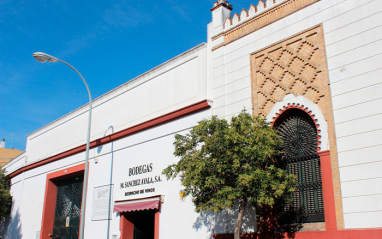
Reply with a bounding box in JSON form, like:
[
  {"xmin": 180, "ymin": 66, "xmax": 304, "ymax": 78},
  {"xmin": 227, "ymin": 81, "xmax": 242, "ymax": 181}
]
[
  {"xmin": 0, "ymin": 168, "xmax": 12, "ymax": 218},
  {"xmin": 163, "ymin": 111, "xmax": 296, "ymax": 239}
]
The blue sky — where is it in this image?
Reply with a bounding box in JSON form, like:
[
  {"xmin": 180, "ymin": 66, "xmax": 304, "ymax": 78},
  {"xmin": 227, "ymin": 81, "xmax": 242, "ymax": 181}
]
[{"xmin": 1, "ymin": 0, "xmax": 259, "ymax": 151}]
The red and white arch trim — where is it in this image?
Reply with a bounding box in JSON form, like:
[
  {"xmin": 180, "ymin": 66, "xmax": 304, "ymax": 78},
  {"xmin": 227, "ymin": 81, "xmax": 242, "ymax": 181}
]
[
  {"xmin": 265, "ymin": 94, "xmax": 329, "ymax": 152},
  {"xmin": 270, "ymin": 102, "xmax": 322, "ymax": 152},
  {"xmin": 266, "ymin": 94, "xmax": 338, "ymax": 231}
]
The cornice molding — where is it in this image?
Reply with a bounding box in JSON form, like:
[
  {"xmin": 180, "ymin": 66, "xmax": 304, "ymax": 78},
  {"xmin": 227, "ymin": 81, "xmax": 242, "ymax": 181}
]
[{"xmin": 8, "ymin": 100, "xmax": 211, "ymax": 178}]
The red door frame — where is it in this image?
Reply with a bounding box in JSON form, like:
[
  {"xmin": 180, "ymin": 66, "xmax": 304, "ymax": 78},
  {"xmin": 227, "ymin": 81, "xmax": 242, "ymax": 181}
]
[
  {"xmin": 317, "ymin": 150, "xmax": 337, "ymax": 230},
  {"xmin": 40, "ymin": 163, "xmax": 85, "ymax": 239}
]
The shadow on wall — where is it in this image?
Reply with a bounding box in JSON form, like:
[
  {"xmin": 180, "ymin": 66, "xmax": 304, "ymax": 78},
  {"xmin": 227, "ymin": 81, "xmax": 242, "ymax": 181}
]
[
  {"xmin": 255, "ymin": 204, "xmax": 305, "ymax": 239},
  {"xmin": 193, "ymin": 202, "xmax": 304, "ymax": 239},
  {"xmin": 193, "ymin": 204, "xmax": 257, "ymax": 237},
  {"xmin": 0, "ymin": 207, "xmax": 22, "ymax": 239}
]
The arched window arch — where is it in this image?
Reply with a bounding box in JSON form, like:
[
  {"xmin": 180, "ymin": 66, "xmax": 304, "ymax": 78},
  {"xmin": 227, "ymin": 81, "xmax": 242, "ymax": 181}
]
[{"xmin": 274, "ymin": 108, "xmax": 325, "ymax": 223}]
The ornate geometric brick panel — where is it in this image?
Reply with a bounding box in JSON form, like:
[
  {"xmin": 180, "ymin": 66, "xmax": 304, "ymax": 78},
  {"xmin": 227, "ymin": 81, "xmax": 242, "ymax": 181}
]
[
  {"xmin": 250, "ymin": 25, "xmax": 330, "ymax": 118},
  {"xmin": 250, "ymin": 25, "xmax": 344, "ymax": 229}
]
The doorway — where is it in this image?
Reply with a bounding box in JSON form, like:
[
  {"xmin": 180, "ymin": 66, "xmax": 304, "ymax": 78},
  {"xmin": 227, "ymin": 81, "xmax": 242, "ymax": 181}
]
[
  {"xmin": 133, "ymin": 210, "xmax": 155, "ymax": 239},
  {"xmin": 40, "ymin": 164, "xmax": 85, "ymax": 239},
  {"xmin": 121, "ymin": 209, "xmax": 158, "ymax": 239},
  {"xmin": 52, "ymin": 176, "xmax": 84, "ymax": 239}
]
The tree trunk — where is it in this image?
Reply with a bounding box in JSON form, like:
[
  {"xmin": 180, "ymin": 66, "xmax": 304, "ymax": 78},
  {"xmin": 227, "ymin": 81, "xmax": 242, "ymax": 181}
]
[{"xmin": 234, "ymin": 199, "xmax": 246, "ymax": 239}]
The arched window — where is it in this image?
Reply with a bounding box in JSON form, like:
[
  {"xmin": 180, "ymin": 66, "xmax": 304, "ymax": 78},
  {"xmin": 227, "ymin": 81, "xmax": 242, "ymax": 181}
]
[{"xmin": 274, "ymin": 108, "xmax": 325, "ymax": 223}]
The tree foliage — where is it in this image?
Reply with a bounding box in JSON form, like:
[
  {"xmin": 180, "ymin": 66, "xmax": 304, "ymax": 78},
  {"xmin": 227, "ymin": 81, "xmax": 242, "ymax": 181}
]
[
  {"xmin": 0, "ymin": 168, "xmax": 12, "ymax": 218},
  {"xmin": 163, "ymin": 111, "xmax": 296, "ymax": 238}
]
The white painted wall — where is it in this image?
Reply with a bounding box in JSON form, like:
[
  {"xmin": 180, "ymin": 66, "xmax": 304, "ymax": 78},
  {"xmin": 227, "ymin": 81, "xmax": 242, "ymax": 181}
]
[
  {"xmin": 2, "ymin": 107, "xmax": 259, "ymax": 239},
  {"xmin": 2, "ymin": 42, "xmax": 215, "ymax": 239},
  {"xmin": 3, "ymin": 153, "xmax": 26, "ymax": 175},
  {"xmin": 209, "ymin": 0, "xmax": 382, "ymax": 229},
  {"xmin": 4, "ymin": 110, "xmax": 225, "ymax": 239},
  {"xmin": 24, "ymin": 44, "xmax": 208, "ymax": 165}
]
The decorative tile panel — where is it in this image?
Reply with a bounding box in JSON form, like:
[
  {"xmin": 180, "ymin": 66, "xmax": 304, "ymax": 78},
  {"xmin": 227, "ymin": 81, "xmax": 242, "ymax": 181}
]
[{"xmin": 251, "ymin": 26, "xmax": 328, "ymax": 117}]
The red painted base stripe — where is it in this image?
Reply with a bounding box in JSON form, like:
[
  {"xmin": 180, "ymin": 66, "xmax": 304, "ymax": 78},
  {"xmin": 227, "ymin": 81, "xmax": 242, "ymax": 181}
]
[
  {"xmin": 214, "ymin": 229, "xmax": 382, "ymax": 239},
  {"xmin": 293, "ymin": 229, "xmax": 382, "ymax": 239}
]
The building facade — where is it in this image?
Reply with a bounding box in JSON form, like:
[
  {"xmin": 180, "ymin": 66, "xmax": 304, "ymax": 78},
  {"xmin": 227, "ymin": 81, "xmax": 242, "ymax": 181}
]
[
  {"xmin": 0, "ymin": 139, "xmax": 24, "ymax": 168},
  {"xmin": 2, "ymin": 0, "xmax": 382, "ymax": 238}
]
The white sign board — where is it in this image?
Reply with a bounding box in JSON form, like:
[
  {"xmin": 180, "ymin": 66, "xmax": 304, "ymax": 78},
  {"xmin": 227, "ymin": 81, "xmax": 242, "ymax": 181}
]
[{"xmin": 92, "ymin": 184, "xmax": 113, "ymax": 220}]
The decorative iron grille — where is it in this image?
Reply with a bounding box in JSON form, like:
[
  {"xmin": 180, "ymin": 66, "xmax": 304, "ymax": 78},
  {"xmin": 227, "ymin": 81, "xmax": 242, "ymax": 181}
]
[
  {"xmin": 276, "ymin": 109, "xmax": 325, "ymax": 223},
  {"xmin": 53, "ymin": 176, "xmax": 83, "ymax": 239}
]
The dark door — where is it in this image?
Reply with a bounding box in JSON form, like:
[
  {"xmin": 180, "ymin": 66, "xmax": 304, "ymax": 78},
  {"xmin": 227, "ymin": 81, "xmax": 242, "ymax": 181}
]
[
  {"xmin": 133, "ymin": 210, "xmax": 155, "ymax": 239},
  {"xmin": 52, "ymin": 176, "xmax": 83, "ymax": 239}
]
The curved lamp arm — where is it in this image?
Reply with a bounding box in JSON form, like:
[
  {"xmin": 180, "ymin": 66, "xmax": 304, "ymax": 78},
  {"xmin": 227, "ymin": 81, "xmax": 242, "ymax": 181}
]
[{"xmin": 33, "ymin": 52, "xmax": 91, "ymax": 239}]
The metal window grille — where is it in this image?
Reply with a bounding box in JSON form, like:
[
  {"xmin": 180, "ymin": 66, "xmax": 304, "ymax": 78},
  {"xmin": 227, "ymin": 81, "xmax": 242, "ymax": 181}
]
[
  {"xmin": 276, "ymin": 110, "xmax": 325, "ymax": 223},
  {"xmin": 52, "ymin": 176, "xmax": 83, "ymax": 239}
]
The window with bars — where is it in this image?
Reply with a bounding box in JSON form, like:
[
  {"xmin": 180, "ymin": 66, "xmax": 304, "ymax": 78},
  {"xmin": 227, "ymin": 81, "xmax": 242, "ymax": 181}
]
[{"xmin": 275, "ymin": 109, "xmax": 325, "ymax": 223}]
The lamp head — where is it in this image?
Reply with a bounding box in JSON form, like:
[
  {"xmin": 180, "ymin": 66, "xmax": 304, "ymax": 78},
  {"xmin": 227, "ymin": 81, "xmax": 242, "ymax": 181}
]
[{"xmin": 33, "ymin": 52, "xmax": 59, "ymax": 63}]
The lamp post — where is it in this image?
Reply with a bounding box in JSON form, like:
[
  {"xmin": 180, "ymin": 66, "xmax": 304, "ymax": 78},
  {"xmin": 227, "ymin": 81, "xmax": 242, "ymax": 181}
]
[{"xmin": 33, "ymin": 52, "xmax": 91, "ymax": 239}]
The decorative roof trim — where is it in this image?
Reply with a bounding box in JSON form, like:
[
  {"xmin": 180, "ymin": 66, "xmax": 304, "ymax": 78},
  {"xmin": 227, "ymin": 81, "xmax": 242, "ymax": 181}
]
[
  {"xmin": 211, "ymin": 0, "xmax": 233, "ymax": 11},
  {"xmin": 211, "ymin": 0, "xmax": 320, "ymax": 51}
]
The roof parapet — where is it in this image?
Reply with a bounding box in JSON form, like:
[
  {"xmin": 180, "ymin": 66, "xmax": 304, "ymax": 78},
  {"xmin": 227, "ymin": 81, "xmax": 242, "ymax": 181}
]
[
  {"xmin": 223, "ymin": 0, "xmax": 280, "ymax": 31},
  {"xmin": 211, "ymin": 0, "xmax": 233, "ymax": 11},
  {"xmin": 211, "ymin": 0, "xmax": 286, "ymax": 38},
  {"xmin": 210, "ymin": 0, "xmax": 233, "ymax": 35}
]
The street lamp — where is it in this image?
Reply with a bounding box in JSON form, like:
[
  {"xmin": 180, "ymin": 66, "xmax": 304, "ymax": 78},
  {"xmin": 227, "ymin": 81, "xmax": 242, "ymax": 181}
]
[{"xmin": 33, "ymin": 52, "xmax": 91, "ymax": 239}]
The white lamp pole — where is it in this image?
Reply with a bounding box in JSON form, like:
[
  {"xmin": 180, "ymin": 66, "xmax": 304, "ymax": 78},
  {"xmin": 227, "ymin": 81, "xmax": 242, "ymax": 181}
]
[{"xmin": 33, "ymin": 52, "xmax": 91, "ymax": 239}]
